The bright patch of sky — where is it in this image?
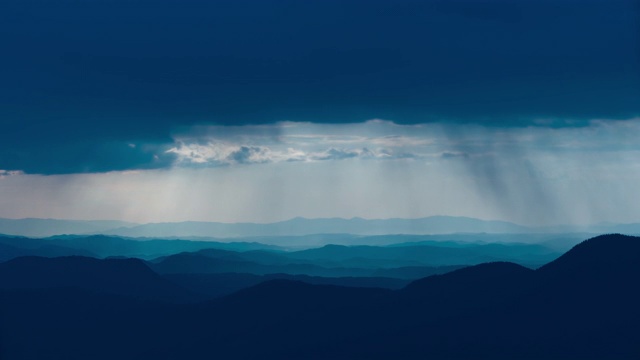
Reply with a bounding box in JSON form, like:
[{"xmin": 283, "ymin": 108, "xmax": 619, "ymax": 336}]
[{"xmin": 2, "ymin": 119, "xmax": 640, "ymax": 226}]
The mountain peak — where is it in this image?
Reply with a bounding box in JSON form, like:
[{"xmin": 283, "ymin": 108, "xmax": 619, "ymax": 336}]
[
  {"xmin": 405, "ymin": 261, "xmax": 533, "ymax": 291},
  {"xmin": 538, "ymin": 233, "xmax": 640, "ymax": 275}
]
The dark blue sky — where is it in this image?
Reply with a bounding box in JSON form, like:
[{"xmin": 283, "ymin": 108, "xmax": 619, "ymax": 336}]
[{"xmin": 1, "ymin": 0, "xmax": 639, "ymax": 174}]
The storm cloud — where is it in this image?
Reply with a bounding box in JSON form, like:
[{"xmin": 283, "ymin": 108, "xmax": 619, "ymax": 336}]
[
  {"xmin": 1, "ymin": 0, "xmax": 639, "ymax": 226},
  {"xmin": 1, "ymin": 0, "xmax": 639, "ymax": 174}
]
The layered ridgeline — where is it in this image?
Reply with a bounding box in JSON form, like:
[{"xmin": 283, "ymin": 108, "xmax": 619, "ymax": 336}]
[
  {"xmin": 0, "ymin": 233, "xmax": 563, "ymax": 278},
  {"xmin": 1, "ymin": 234, "xmax": 639, "ymax": 359},
  {"xmin": 3, "ymin": 216, "xmax": 640, "ymax": 238},
  {"xmin": 0, "ymin": 218, "xmax": 137, "ymax": 238}
]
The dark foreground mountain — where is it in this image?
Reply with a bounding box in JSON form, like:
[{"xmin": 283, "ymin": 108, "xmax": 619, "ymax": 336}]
[
  {"xmin": 1, "ymin": 234, "xmax": 639, "ymax": 359},
  {"xmin": 164, "ymin": 272, "xmax": 410, "ymax": 298},
  {"xmin": 0, "ymin": 256, "xmax": 198, "ymax": 303}
]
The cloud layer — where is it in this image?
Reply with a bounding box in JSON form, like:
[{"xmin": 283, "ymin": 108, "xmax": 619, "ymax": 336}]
[
  {"xmin": 2, "ymin": 119, "xmax": 640, "ymax": 226},
  {"xmin": 163, "ymin": 118, "xmax": 640, "ymax": 168},
  {"xmin": 1, "ymin": 0, "xmax": 638, "ymax": 174}
]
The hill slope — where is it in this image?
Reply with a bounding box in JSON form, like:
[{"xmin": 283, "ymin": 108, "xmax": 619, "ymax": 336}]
[
  {"xmin": 1, "ymin": 234, "xmax": 639, "ymax": 359},
  {"xmin": 0, "ymin": 256, "xmax": 198, "ymax": 303}
]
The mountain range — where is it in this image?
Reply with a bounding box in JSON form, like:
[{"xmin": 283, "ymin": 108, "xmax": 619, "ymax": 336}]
[
  {"xmin": 3, "ymin": 216, "xmax": 640, "ymax": 238},
  {"xmin": 0, "ymin": 233, "xmax": 562, "ymax": 278},
  {"xmin": 0, "ymin": 234, "xmax": 639, "ymax": 359},
  {"xmin": 0, "ymin": 218, "xmax": 136, "ymax": 238}
]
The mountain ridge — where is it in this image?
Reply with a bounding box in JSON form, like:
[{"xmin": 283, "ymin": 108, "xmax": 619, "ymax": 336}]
[
  {"xmin": 1, "ymin": 234, "xmax": 640, "ymax": 358},
  {"xmin": 0, "ymin": 256, "xmax": 199, "ymax": 303},
  {"xmin": 99, "ymin": 216, "xmax": 533, "ymax": 238},
  {"xmin": 3, "ymin": 216, "xmax": 640, "ymax": 239}
]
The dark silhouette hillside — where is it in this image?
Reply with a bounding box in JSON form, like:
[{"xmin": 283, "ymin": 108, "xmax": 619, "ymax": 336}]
[
  {"xmin": 331, "ymin": 234, "xmax": 640, "ymax": 359},
  {"xmin": 402, "ymin": 261, "xmax": 535, "ymax": 307},
  {"xmin": 1, "ymin": 234, "xmax": 639, "ymax": 359},
  {"xmin": 148, "ymin": 252, "xmax": 365, "ymax": 277},
  {"xmin": 146, "ymin": 234, "xmax": 640, "ymax": 359},
  {"xmin": 0, "ymin": 236, "xmax": 96, "ymax": 261},
  {"xmin": 0, "ymin": 256, "xmax": 198, "ymax": 303},
  {"xmin": 0, "ymin": 234, "xmax": 283, "ymax": 261},
  {"xmin": 539, "ymin": 233, "xmax": 640, "ymax": 275},
  {"xmin": 533, "ymin": 233, "xmax": 640, "ymax": 315},
  {"xmin": 286, "ymin": 243, "xmax": 557, "ymax": 267},
  {"xmin": 146, "ymin": 240, "xmax": 559, "ymax": 279},
  {"xmin": 149, "ymin": 251, "xmax": 464, "ymax": 279},
  {"xmin": 164, "ymin": 272, "xmax": 409, "ymax": 298}
]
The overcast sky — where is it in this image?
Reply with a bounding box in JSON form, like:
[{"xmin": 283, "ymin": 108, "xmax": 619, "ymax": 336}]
[{"xmin": 1, "ymin": 0, "xmax": 639, "ymax": 225}]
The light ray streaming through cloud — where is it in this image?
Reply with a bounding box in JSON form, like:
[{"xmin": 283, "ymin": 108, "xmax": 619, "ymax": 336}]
[{"xmin": 1, "ymin": 119, "xmax": 640, "ymax": 226}]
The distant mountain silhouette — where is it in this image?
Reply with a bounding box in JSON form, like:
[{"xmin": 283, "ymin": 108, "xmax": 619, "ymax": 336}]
[
  {"xmin": 147, "ymin": 241, "xmax": 559, "ymax": 279},
  {"xmin": 101, "ymin": 216, "xmax": 532, "ymax": 238},
  {"xmin": 0, "ymin": 236, "xmax": 96, "ymax": 261},
  {"xmin": 1, "ymin": 234, "xmax": 639, "ymax": 359},
  {"xmin": 0, "ymin": 234, "xmax": 283, "ymax": 261},
  {"xmin": 3, "ymin": 216, "xmax": 639, "ymax": 242},
  {"xmin": 0, "ymin": 218, "xmax": 137, "ymax": 237},
  {"xmin": 148, "ymin": 252, "xmax": 379, "ymax": 277},
  {"xmin": 287, "ymin": 242, "xmax": 558, "ymax": 267},
  {"xmin": 149, "ymin": 247, "xmax": 498, "ymax": 279}
]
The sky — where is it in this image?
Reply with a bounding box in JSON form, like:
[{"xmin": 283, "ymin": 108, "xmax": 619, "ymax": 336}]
[{"xmin": 1, "ymin": 0, "xmax": 639, "ymax": 226}]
